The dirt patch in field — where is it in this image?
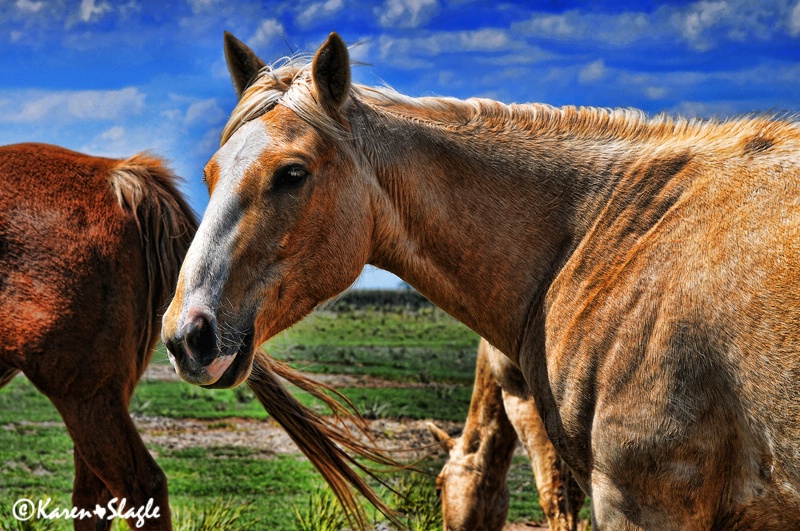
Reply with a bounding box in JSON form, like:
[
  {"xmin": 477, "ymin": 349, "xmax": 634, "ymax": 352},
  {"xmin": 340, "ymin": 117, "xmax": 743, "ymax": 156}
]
[
  {"xmin": 503, "ymin": 524, "xmax": 549, "ymax": 530},
  {"xmin": 142, "ymin": 363, "xmax": 459, "ymax": 389},
  {"xmin": 141, "ymin": 363, "xmax": 184, "ymax": 382},
  {"xmin": 134, "ymin": 414, "xmax": 461, "ymax": 461},
  {"xmin": 138, "ymin": 365, "xmax": 551, "ymax": 529},
  {"xmin": 140, "ymin": 363, "xmax": 469, "ymax": 458},
  {"xmin": 134, "ymin": 414, "xmax": 549, "ymax": 529}
]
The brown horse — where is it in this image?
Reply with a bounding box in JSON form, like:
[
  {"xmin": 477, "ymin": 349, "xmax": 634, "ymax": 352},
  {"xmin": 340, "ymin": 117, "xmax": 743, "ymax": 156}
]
[
  {"xmin": 0, "ymin": 143, "xmax": 197, "ymax": 530},
  {"xmin": 163, "ymin": 31, "xmax": 800, "ymax": 529},
  {"xmin": 428, "ymin": 339, "xmax": 585, "ymax": 531}
]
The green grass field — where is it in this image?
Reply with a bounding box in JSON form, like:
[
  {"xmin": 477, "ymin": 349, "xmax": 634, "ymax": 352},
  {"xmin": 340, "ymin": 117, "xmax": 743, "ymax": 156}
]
[{"xmin": 0, "ymin": 293, "xmax": 585, "ymax": 529}]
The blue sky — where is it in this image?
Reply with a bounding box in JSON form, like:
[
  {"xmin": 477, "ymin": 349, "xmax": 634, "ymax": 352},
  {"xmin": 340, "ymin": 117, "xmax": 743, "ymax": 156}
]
[{"xmin": 2, "ymin": 0, "xmax": 800, "ymax": 288}]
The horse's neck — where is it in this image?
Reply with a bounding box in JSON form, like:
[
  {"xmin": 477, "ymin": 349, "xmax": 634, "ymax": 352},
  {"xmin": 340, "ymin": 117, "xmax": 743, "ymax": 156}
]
[{"xmin": 357, "ymin": 100, "xmax": 635, "ymax": 359}]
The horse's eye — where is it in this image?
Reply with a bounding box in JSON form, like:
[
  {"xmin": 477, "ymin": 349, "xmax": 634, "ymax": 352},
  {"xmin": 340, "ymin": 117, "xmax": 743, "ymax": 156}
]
[{"xmin": 272, "ymin": 164, "xmax": 309, "ymax": 191}]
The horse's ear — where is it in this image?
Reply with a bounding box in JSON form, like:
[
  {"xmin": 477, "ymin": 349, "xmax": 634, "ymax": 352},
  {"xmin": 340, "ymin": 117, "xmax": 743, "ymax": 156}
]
[
  {"xmin": 224, "ymin": 31, "xmax": 266, "ymax": 100},
  {"xmin": 426, "ymin": 422, "xmax": 455, "ymax": 452},
  {"xmin": 312, "ymin": 32, "xmax": 351, "ymax": 111}
]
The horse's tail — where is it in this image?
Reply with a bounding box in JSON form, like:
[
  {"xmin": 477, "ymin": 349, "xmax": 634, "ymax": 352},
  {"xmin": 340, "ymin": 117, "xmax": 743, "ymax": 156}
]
[
  {"xmin": 248, "ymin": 352, "xmax": 417, "ymax": 530},
  {"xmin": 108, "ymin": 154, "xmax": 199, "ymax": 373}
]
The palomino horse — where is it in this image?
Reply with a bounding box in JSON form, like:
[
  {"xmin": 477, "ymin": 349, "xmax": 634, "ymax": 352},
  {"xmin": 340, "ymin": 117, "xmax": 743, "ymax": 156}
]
[
  {"xmin": 163, "ymin": 31, "xmax": 800, "ymax": 529},
  {"xmin": 428, "ymin": 339, "xmax": 585, "ymax": 531},
  {"xmin": 0, "ymin": 143, "xmax": 197, "ymax": 530}
]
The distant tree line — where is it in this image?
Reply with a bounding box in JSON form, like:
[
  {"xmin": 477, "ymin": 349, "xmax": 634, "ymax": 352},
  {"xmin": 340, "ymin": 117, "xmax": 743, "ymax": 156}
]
[{"xmin": 324, "ymin": 289, "xmax": 433, "ymax": 311}]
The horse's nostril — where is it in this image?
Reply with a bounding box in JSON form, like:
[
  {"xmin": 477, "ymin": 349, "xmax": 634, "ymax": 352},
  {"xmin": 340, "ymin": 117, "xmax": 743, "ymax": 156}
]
[
  {"xmin": 182, "ymin": 307, "xmax": 217, "ymax": 364},
  {"xmin": 163, "ymin": 336, "xmax": 184, "ymax": 362}
]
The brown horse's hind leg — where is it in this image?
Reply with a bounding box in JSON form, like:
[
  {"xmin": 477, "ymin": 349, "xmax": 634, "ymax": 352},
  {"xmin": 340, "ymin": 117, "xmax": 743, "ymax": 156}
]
[
  {"xmin": 73, "ymin": 452, "xmax": 114, "ymax": 531},
  {"xmin": 50, "ymin": 393, "xmax": 171, "ymax": 531},
  {"xmin": 0, "ymin": 364, "xmax": 19, "ymax": 389}
]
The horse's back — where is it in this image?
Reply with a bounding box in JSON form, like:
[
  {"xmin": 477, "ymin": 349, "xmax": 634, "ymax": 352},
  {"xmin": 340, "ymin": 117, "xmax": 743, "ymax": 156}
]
[
  {"xmin": 0, "ymin": 144, "xmax": 155, "ymax": 394},
  {"xmin": 545, "ymin": 133, "xmax": 800, "ymax": 527},
  {"xmin": 0, "ymin": 143, "xmax": 135, "ymax": 306}
]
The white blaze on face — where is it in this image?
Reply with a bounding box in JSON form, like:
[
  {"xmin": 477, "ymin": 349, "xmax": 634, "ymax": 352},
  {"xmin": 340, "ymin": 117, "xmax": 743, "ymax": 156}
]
[{"xmin": 179, "ymin": 119, "xmax": 271, "ymax": 326}]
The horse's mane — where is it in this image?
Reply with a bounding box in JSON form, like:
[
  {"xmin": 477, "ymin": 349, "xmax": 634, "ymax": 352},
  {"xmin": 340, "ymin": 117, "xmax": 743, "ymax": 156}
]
[
  {"xmin": 222, "ymin": 55, "xmax": 800, "ymax": 152},
  {"xmin": 108, "ymin": 155, "xmax": 199, "ymax": 374}
]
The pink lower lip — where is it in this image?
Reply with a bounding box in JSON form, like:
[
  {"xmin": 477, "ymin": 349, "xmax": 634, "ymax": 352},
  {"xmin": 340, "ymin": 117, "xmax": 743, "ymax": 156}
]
[{"xmin": 205, "ymin": 354, "xmax": 236, "ymax": 383}]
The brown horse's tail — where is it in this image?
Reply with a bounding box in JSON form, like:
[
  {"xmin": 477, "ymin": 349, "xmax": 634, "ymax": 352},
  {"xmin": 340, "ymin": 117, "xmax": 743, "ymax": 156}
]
[
  {"xmin": 108, "ymin": 154, "xmax": 199, "ymax": 373},
  {"xmin": 249, "ymin": 352, "xmax": 416, "ymax": 530}
]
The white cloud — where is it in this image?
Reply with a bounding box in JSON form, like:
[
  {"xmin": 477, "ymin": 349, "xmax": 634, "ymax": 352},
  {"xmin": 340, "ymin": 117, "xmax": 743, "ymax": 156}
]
[
  {"xmin": 513, "ymin": 10, "xmax": 652, "ymax": 45},
  {"xmin": 473, "ymin": 48, "xmax": 556, "ymax": 67},
  {"xmin": 0, "ymin": 87, "xmax": 145, "ymax": 124},
  {"xmin": 187, "ymin": 0, "xmax": 226, "ymax": 12},
  {"xmin": 669, "ymin": 100, "xmax": 742, "ymax": 118},
  {"xmin": 579, "ymin": 60, "xmax": 606, "ymax": 83},
  {"xmin": 459, "ymin": 28, "xmax": 511, "ymax": 50},
  {"xmin": 645, "ymin": 86, "xmax": 668, "ymax": 100},
  {"xmin": 79, "ymin": 0, "xmax": 112, "ymax": 22},
  {"xmin": 296, "ymin": 0, "xmax": 344, "ymax": 28},
  {"xmin": 378, "ymin": 29, "xmax": 522, "ymax": 69},
  {"xmin": 519, "ymin": 14, "xmax": 576, "ymax": 40},
  {"xmin": 16, "ymin": 0, "xmax": 45, "ymax": 13},
  {"xmin": 382, "ymin": 28, "xmax": 512, "ymax": 55},
  {"xmin": 249, "ymin": 18, "xmax": 286, "ymax": 49},
  {"xmin": 118, "ymin": 0, "xmax": 141, "ymax": 17},
  {"xmin": 674, "ymin": 1, "xmax": 730, "ymax": 50},
  {"xmin": 81, "ymin": 125, "xmax": 172, "ymax": 161},
  {"xmin": 376, "ymin": 0, "xmax": 438, "ymax": 29},
  {"xmin": 680, "ymin": 1, "xmax": 729, "ymax": 39},
  {"xmin": 513, "ymin": 1, "xmax": 799, "ymax": 51},
  {"xmin": 101, "ymin": 125, "xmax": 125, "ymax": 141},
  {"xmin": 616, "ymin": 70, "xmax": 706, "ymax": 95},
  {"xmin": 184, "ymin": 98, "xmax": 225, "ymax": 126},
  {"xmin": 347, "ymin": 40, "xmax": 373, "ymax": 64},
  {"xmin": 790, "ymin": 0, "xmax": 800, "ymax": 35}
]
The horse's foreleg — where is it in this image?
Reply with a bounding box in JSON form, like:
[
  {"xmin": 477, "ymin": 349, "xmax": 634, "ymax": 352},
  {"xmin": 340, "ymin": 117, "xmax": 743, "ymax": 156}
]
[
  {"xmin": 50, "ymin": 394, "xmax": 171, "ymax": 531},
  {"xmin": 502, "ymin": 391, "xmax": 581, "ymax": 531},
  {"xmin": 564, "ymin": 460, "xmax": 587, "ymax": 531}
]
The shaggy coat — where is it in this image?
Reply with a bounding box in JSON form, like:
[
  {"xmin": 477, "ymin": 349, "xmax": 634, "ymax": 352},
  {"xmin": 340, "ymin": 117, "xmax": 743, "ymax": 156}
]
[
  {"xmin": 163, "ymin": 33, "xmax": 800, "ymax": 529},
  {"xmin": 0, "ymin": 143, "xmax": 198, "ymax": 530}
]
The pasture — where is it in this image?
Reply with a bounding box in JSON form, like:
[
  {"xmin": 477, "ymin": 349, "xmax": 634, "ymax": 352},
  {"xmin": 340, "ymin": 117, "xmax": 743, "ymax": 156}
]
[{"xmin": 0, "ymin": 290, "xmax": 582, "ymax": 529}]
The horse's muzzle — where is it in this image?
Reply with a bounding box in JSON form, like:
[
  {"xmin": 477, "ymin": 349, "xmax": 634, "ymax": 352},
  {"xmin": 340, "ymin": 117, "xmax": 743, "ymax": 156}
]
[
  {"xmin": 164, "ymin": 306, "xmax": 227, "ymax": 385},
  {"xmin": 163, "ymin": 305, "xmax": 255, "ymax": 388}
]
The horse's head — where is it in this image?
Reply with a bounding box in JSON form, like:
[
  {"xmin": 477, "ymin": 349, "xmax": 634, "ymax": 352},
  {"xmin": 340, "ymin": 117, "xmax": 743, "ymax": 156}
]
[
  {"xmin": 428, "ymin": 422, "xmax": 511, "ymax": 531},
  {"xmin": 162, "ymin": 32, "xmax": 372, "ymax": 387}
]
